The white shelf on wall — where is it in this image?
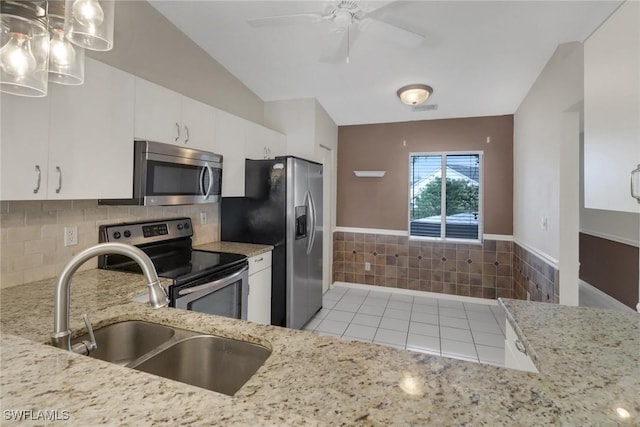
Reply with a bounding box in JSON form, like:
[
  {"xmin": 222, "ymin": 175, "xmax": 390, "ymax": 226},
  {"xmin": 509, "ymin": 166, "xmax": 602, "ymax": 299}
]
[{"xmin": 353, "ymin": 170, "xmax": 385, "ymax": 178}]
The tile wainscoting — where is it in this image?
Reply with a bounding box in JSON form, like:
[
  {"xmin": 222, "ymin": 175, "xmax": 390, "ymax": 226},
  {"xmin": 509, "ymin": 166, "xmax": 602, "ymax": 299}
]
[
  {"xmin": 332, "ymin": 231, "xmax": 560, "ymax": 303},
  {"xmin": 512, "ymin": 243, "xmax": 560, "ymax": 303},
  {"xmin": 332, "ymin": 231, "xmax": 513, "ymax": 299}
]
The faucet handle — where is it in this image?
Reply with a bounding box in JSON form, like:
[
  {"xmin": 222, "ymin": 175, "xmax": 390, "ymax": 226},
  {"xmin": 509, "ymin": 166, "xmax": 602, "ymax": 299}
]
[
  {"xmin": 82, "ymin": 314, "xmax": 97, "ymax": 352},
  {"xmin": 71, "ymin": 314, "xmax": 98, "ymax": 355}
]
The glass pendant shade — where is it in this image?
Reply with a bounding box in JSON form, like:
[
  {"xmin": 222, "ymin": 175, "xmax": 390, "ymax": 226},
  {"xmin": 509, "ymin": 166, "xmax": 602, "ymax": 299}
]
[
  {"xmin": 0, "ymin": 2, "xmax": 49, "ymax": 97},
  {"xmin": 48, "ymin": 5, "xmax": 84, "ymax": 85},
  {"xmin": 64, "ymin": 0, "xmax": 114, "ymax": 51}
]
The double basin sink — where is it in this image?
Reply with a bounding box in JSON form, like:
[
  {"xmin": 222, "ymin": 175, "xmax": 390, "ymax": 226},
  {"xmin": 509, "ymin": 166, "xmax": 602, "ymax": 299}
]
[{"xmin": 72, "ymin": 321, "xmax": 271, "ymax": 396}]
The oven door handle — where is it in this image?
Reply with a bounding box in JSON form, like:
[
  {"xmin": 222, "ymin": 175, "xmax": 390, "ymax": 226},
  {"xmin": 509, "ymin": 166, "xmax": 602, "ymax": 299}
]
[{"xmin": 177, "ymin": 265, "xmax": 248, "ymax": 296}]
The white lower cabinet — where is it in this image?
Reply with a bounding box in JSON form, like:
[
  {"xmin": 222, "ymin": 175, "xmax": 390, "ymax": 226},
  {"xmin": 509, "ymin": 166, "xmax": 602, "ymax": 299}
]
[
  {"xmin": 504, "ymin": 321, "xmax": 539, "ymax": 373},
  {"xmin": 247, "ymin": 251, "xmax": 272, "ymax": 325}
]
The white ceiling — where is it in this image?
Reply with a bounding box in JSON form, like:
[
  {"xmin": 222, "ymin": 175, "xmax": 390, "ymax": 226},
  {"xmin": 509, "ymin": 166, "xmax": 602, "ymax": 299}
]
[{"xmin": 149, "ymin": 1, "xmax": 620, "ymax": 126}]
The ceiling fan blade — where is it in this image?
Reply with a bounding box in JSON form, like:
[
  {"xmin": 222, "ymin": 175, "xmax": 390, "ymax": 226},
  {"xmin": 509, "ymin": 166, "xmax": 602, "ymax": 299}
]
[
  {"xmin": 359, "ymin": 17, "xmax": 424, "ymax": 49},
  {"xmin": 357, "ymin": 1, "xmax": 395, "ymax": 14},
  {"xmin": 247, "ymin": 13, "xmax": 325, "ymax": 27}
]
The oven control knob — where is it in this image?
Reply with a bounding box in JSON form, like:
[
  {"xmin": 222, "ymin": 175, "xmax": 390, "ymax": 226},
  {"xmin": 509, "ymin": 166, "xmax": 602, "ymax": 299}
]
[
  {"xmin": 123, "ymin": 230, "xmax": 131, "ymax": 238},
  {"xmin": 184, "ymin": 222, "xmax": 190, "ymax": 230},
  {"xmin": 177, "ymin": 224, "xmax": 183, "ymax": 230},
  {"xmin": 113, "ymin": 231, "xmax": 121, "ymax": 239}
]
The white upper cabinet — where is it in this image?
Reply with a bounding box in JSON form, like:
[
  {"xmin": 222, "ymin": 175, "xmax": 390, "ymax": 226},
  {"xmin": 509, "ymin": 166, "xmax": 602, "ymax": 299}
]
[
  {"xmin": 1, "ymin": 58, "xmax": 134, "ymax": 201},
  {"xmin": 584, "ymin": 1, "xmax": 640, "ymax": 213},
  {"xmin": 244, "ymin": 121, "xmax": 286, "ymax": 160},
  {"xmin": 48, "ymin": 58, "xmax": 135, "ymax": 200},
  {"xmin": 0, "ymin": 94, "xmax": 50, "ymax": 200},
  {"xmin": 180, "ymin": 96, "xmax": 216, "ymax": 152},
  {"xmin": 214, "ymin": 108, "xmax": 246, "ymax": 197},
  {"xmin": 134, "ymin": 78, "xmax": 215, "ymax": 151},
  {"xmin": 134, "ymin": 78, "xmax": 182, "ymax": 145}
]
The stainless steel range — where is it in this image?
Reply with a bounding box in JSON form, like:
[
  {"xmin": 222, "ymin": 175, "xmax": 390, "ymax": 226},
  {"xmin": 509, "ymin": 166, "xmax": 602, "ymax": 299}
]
[{"xmin": 98, "ymin": 218, "xmax": 248, "ymax": 320}]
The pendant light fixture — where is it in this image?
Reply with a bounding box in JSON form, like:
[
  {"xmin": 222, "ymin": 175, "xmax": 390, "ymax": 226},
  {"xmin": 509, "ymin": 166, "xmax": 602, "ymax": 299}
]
[
  {"xmin": 64, "ymin": 0, "xmax": 114, "ymax": 51},
  {"xmin": 0, "ymin": 1, "xmax": 49, "ymax": 97},
  {"xmin": 0, "ymin": 0, "xmax": 113, "ymax": 97},
  {"xmin": 48, "ymin": 0, "xmax": 84, "ymax": 85},
  {"xmin": 397, "ymin": 84, "xmax": 434, "ymax": 106}
]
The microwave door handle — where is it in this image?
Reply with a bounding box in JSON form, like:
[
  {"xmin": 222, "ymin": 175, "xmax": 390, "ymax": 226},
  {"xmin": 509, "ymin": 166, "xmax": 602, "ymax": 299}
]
[
  {"xmin": 199, "ymin": 164, "xmax": 206, "ymax": 198},
  {"xmin": 204, "ymin": 163, "xmax": 214, "ymax": 200},
  {"xmin": 178, "ymin": 266, "xmax": 248, "ymax": 296}
]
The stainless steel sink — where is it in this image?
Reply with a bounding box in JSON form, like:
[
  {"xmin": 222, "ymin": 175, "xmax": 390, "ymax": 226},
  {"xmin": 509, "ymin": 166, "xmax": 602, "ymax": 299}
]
[
  {"xmin": 72, "ymin": 321, "xmax": 270, "ymax": 396},
  {"xmin": 133, "ymin": 335, "xmax": 271, "ymax": 396},
  {"xmin": 72, "ymin": 320, "xmax": 175, "ymax": 365}
]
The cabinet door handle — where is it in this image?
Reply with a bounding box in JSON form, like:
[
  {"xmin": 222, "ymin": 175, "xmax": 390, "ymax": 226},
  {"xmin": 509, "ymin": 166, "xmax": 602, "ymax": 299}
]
[
  {"xmin": 631, "ymin": 164, "xmax": 640, "ymax": 202},
  {"xmin": 175, "ymin": 122, "xmax": 180, "ymax": 142},
  {"xmin": 33, "ymin": 165, "xmax": 41, "ymax": 194},
  {"xmin": 55, "ymin": 166, "xmax": 62, "ymax": 194},
  {"xmin": 184, "ymin": 125, "xmax": 189, "ymax": 144}
]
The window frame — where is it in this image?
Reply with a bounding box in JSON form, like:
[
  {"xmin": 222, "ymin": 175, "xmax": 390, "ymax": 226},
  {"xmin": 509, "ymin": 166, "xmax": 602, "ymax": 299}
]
[{"xmin": 407, "ymin": 150, "xmax": 484, "ymax": 244}]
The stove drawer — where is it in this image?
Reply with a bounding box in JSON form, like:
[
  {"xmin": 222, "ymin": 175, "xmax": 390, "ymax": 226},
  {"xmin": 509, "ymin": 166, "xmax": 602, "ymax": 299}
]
[{"xmin": 249, "ymin": 251, "xmax": 272, "ymax": 275}]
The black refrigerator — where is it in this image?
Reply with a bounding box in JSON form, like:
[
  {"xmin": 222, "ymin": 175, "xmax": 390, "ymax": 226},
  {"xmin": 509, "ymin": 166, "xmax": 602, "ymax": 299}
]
[{"xmin": 221, "ymin": 156, "xmax": 323, "ymax": 329}]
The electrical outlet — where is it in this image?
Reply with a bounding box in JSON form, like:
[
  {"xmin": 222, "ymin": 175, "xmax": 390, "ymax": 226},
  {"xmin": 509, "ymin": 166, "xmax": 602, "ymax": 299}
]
[
  {"xmin": 364, "ymin": 262, "xmax": 371, "ymax": 272},
  {"xmin": 526, "ymin": 291, "xmax": 531, "ymax": 301},
  {"xmin": 64, "ymin": 226, "xmax": 78, "ymax": 247},
  {"xmin": 200, "ymin": 212, "xmax": 207, "ymax": 225}
]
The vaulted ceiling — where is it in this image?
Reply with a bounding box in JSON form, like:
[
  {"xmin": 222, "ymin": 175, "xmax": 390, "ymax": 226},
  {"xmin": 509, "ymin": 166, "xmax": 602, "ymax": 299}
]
[{"xmin": 149, "ymin": 1, "xmax": 620, "ymax": 125}]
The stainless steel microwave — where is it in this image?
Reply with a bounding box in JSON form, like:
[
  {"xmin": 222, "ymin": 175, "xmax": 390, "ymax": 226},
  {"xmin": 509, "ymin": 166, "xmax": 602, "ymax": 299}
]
[{"xmin": 99, "ymin": 140, "xmax": 222, "ymax": 206}]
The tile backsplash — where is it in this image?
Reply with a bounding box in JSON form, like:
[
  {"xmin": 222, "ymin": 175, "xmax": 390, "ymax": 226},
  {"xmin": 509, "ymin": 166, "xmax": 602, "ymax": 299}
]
[
  {"xmin": 333, "ymin": 231, "xmax": 514, "ymax": 299},
  {"xmin": 0, "ymin": 200, "xmax": 219, "ymax": 289}
]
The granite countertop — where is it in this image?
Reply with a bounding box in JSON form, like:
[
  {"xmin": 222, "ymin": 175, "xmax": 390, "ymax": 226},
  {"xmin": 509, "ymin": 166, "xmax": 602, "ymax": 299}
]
[
  {"xmin": 193, "ymin": 241, "xmax": 273, "ymax": 258},
  {"xmin": 1, "ymin": 270, "xmax": 638, "ymax": 425}
]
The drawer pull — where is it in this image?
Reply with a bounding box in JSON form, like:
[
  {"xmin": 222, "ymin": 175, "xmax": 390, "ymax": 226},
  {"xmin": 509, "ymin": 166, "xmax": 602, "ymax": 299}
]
[
  {"xmin": 254, "ymin": 257, "xmax": 264, "ymax": 262},
  {"xmin": 514, "ymin": 339, "xmax": 527, "ymax": 355}
]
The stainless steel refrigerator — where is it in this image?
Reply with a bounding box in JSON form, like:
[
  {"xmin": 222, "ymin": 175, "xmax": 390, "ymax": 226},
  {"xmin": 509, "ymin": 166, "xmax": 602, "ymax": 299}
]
[{"xmin": 221, "ymin": 156, "xmax": 323, "ymax": 329}]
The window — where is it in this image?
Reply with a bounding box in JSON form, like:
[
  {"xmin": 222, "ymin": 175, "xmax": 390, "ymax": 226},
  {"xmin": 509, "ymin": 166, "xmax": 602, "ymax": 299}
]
[{"xmin": 409, "ymin": 152, "xmax": 482, "ymax": 241}]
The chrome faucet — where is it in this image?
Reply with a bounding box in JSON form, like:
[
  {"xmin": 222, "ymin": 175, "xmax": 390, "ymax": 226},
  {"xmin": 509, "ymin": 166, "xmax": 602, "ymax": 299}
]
[{"xmin": 51, "ymin": 242, "xmax": 168, "ymax": 353}]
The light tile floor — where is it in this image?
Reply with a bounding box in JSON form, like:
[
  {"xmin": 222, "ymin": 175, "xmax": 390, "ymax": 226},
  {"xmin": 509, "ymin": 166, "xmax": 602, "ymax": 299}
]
[{"xmin": 303, "ymin": 285, "xmax": 507, "ymax": 367}]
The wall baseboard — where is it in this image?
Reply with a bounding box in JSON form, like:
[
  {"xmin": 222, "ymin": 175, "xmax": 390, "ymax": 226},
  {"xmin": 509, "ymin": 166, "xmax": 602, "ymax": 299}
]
[
  {"xmin": 579, "ymin": 229, "xmax": 639, "ymax": 248},
  {"xmin": 484, "ymin": 234, "xmax": 513, "ymax": 241},
  {"xmin": 330, "ymin": 281, "xmax": 500, "ymax": 306},
  {"xmin": 578, "ymin": 280, "xmax": 637, "ymax": 313},
  {"xmin": 334, "ymin": 227, "xmax": 408, "ymax": 236},
  {"xmin": 334, "ymin": 227, "xmax": 514, "ymax": 242},
  {"xmin": 513, "ymin": 238, "xmax": 559, "ymax": 269}
]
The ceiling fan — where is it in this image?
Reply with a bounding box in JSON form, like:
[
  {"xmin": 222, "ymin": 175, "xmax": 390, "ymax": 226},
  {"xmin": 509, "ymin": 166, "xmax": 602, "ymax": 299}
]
[{"xmin": 247, "ymin": 1, "xmax": 424, "ymax": 63}]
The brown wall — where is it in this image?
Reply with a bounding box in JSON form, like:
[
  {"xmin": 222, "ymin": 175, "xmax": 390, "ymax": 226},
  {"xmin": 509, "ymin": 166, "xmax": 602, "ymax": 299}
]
[
  {"xmin": 579, "ymin": 233, "xmax": 639, "ymax": 310},
  {"xmin": 337, "ymin": 115, "xmax": 514, "ymax": 234}
]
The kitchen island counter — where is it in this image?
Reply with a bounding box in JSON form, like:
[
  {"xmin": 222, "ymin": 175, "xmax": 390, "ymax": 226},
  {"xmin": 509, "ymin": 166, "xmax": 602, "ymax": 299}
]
[{"xmin": 1, "ymin": 269, "xmax": 638, "ymax": 425}]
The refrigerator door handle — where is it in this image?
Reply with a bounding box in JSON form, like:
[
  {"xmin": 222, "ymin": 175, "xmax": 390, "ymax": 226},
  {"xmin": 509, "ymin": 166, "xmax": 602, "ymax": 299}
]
[
  {"xmin": 631, "ymin": 164, "xmax": 640, "ymax": 203},
  {"xmin": 306, "ymin": 190, "xmax": 317, "ymax": 255}
]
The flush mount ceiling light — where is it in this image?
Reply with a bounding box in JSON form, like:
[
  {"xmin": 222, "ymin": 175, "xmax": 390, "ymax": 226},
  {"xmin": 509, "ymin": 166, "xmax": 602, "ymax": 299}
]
[
  {"xmin": 397, "ymin": 84, "xmax": 433, "ymax": 106},
  {"xmin": 0, "ymin": 0, "xmax": 114, "ymax": 97}
]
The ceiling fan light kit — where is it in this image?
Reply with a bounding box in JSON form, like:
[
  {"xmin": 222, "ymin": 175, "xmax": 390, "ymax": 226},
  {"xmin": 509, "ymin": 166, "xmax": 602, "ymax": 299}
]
[
  {"xmin": 397, "ymin": 84, "xmax": 433, "ymax": 106},
  {"xmin": 247, "ymin": 0, "xmax": 425, "ymax": 64}
]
